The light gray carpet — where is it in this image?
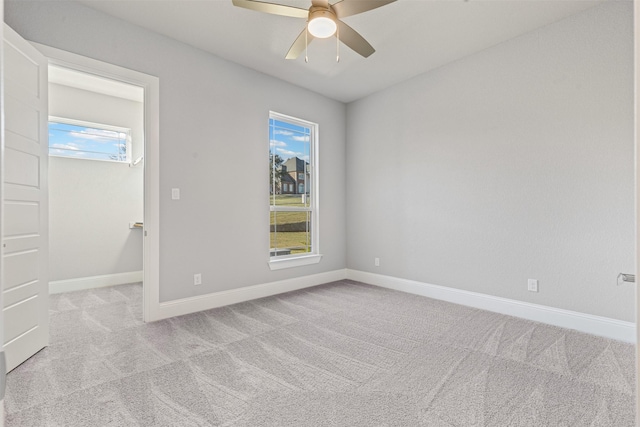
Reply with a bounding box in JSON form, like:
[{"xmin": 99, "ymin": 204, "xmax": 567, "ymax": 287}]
[{"xmin": 4, "ymin": 280, "xmax": 636, "ymax": 426}]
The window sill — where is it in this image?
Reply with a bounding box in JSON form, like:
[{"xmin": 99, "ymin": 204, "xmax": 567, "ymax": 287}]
[{"xmin": 268, "ymin": 254, "xmax": 323, "ymax": 271}]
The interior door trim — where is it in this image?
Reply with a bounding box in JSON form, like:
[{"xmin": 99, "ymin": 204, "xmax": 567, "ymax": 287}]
[{"xmin": 31, "ymin": 42, "xmax": 161, "ymax": 322}]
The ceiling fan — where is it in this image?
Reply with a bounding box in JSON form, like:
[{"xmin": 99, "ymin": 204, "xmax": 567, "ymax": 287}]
[{"xmin": 232, "ymin": 0, "xmax": 397, "ymax": 59}]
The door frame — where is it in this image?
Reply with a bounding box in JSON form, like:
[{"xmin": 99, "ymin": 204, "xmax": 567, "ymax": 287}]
[
  {"xmin": 0, "ymin": 4, "xmax": 5, "ymax": 426},
  {"xmin": 31, "ymin": 43, "xmax": 161, "ymax": 322},
  {"xmin": 633, "ymin": 0, "xmax": 640, "ymax": 425}
]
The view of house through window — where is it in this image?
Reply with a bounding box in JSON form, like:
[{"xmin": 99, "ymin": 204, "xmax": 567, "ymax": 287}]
[
  {"xmin": 269, "ymin": 113, "xmax": 317, "ymax": 258},
  {"xmin": 49, "ymin": 117, "xmax": 131, "ymax": 163}
]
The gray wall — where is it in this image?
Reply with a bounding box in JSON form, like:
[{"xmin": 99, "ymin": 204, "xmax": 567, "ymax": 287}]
[
  {"xmin": 48, "ymin": 83, "xmax": 144, "ymax": 281},
  {"xmin": 5, "ymin": 1, "xmax": 634, "ymax": 322},
  {"xmin": 5, "ymin": 0, "xmax": 347, "ymax": 302},
  {"xmin": 346, "ymin": 2, "xmax": 635, "ymax": 322}
]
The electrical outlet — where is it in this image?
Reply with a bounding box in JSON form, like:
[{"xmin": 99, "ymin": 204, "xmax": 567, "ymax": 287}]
[
  {"xmin": 374, "ymin": 257, "xmax": 380, "ymax": 267},
  {"xmin": 171, "ymin": 188, "xmax": 180, "ymax": 200},
  {"xmin": 194, "ymin": 273, "xmax": 202, "ymax": 286},
  {"xmin": 527, "ymin": 279, "xmax": 538, "ymax": 292}
]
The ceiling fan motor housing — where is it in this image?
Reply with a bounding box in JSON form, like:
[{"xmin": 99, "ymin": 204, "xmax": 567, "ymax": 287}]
[{"xmin": 307, "ymin": 6, "xmax": 338, "ymax": 38}]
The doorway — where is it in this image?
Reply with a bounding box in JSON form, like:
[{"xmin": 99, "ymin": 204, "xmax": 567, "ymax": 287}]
[
  {"xmin": 47, "ymin": 65, "xmax": 145, "ymax": 304},
  {"xmin": 32, "ymin": 42, "xmax": 161, "ymax": 323}
]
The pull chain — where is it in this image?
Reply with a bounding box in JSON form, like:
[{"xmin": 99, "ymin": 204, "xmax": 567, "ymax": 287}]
[
  {"xmin": 305, "ymin": 26, "xmax": 309, "ymax": 63},
  {"xmin": 336, "ymin": 24, "xmax": 340, "ymax": 62}
]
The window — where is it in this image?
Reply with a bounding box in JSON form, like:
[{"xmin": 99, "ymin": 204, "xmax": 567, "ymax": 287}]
[
  {"xmin": 48, "ymin": 117, "xmax": 131, "ymax": 163},
  {"xmin": 269, "ymin": 112, "xmax": 321, "ymax": 270}
]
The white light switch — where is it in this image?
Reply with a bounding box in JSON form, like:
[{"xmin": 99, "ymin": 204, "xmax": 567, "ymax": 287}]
[{"xmin": 171, "ymin": 188, "xmax": 180, "ymax": 200}]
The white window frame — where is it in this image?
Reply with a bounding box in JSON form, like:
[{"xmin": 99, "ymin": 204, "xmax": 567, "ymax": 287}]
[
  {"xmin": 269, "ymin": 111, "xmax": 321, "ymax": 270},
  {"xmin": 48, "ymin": 116, "xmax": 132, "ymax": 164}
]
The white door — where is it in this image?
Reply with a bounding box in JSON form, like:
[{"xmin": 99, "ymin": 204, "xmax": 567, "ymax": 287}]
[{"xmin": 2, "ymin": 24, "xmax": 48, "ymax": 372}]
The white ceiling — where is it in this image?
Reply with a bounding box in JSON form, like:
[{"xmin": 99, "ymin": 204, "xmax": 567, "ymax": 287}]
[{"xmin": 78, "ymin": 0, "xmax": 602, "ymax": 103}]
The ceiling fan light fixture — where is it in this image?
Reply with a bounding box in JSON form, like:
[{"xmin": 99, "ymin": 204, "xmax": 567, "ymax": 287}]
[
  {"xmin": 232, "ymin": 0, "xmax": 395, "ymax": 59},
  {"xmin": 307, "ymin": 9, "xmax": 337, "ymax": 38}
]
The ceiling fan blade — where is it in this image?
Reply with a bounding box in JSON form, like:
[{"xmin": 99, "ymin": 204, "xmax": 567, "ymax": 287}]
[
  {"xmin": 331, "ymin": 0, "xmax": 396, "ymax": 19},
  {"xmin": 232, "ymin": 0, "xmax": 308, "ymax": 19},
  {"xmin": 286, "ymin": 29, "xmax": 314, "ymax": 59},
  {"xmin": 337, "ymin": 20, "xmax": 375, "ymax": 58}
]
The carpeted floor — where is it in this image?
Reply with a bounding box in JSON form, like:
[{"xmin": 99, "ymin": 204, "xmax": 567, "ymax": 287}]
[{"xmin": 4, "ymin": 280, "xmax": 636, "ymax": 426}]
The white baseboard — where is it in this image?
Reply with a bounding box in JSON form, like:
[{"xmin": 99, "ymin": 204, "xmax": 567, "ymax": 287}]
[
  {"xmin": 347, "ymin": 269, "xmax": 636, "ymax": 343},
  {"xmin": 49, "ymin": 271, "xmax": 143, "ymax": 294},
  {"xmin": 154, "ymin": 269, "xmax": 348, "ymax": 321}
]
